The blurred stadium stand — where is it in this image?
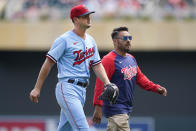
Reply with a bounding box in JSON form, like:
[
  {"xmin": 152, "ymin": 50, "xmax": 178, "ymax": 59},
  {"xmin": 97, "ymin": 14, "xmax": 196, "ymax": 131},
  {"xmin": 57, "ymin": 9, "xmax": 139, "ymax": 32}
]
[{"xmin": 0, "ymin": 0, "xmax": 196, "ymax": 21}]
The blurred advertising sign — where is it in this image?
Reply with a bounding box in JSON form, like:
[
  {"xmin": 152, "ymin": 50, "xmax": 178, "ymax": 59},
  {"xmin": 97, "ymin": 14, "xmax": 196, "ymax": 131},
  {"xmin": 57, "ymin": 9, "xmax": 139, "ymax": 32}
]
[
  {"xmin": 0, "ymin": 121, "xmax": 45, "ymax": 131},
  {"xmin": 0, "ymin": 116, "xmax": 154, "ymax": 131}
]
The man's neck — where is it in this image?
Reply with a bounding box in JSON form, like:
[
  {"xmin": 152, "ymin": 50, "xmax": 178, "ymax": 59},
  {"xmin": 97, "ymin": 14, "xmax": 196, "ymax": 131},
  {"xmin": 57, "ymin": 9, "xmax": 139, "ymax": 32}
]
[
  {"xmin": 114, "ymin": 49, "xmax": 126, "ymax": 57},
  {"xmin": 73, "ymin": 27, "xmax": 86, "ymax": 39}
]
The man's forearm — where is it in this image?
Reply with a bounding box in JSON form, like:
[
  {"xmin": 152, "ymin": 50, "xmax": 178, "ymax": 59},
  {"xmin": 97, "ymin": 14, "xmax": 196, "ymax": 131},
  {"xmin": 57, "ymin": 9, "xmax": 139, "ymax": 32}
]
[
  {"xmin": 93, "ymin": 63, "xmax": 110, "ymax": 85},
  {"xmin": 34, "ymin": 58, "xmax": 54, "ymax": 90}
]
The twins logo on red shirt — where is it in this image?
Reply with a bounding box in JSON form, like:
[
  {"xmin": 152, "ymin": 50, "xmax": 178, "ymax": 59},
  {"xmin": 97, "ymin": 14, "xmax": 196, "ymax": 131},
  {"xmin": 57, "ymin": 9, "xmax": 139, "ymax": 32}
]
[
  {"xmin": 121, "ymin": 66, "xmax": 137, "ymax": 80},
  {"xmin": 73, "ymin": 47, "xmax": 95, "ymax": 66}
]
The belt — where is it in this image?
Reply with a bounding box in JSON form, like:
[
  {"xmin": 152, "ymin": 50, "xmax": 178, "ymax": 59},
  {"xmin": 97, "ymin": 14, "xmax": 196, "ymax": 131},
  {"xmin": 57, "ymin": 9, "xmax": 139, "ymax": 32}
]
[{"xmin": 67, "ymin": 79, "xmax": 88, "ymax": 88}]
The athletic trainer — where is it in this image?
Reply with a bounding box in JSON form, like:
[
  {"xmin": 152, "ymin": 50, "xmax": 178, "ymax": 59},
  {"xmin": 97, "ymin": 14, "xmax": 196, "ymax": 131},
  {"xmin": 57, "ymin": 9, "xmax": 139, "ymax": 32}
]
[{"xmin": 93, "ymin": 26, "xmax": 167, "ymax": 131}]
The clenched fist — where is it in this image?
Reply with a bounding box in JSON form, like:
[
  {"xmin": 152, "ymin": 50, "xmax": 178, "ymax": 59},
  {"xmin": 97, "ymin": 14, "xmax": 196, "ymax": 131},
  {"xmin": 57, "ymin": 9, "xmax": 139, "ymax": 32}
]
[
  {"xmin": 29, "ymin": 88, "xmax": 40, "ymax": 103},
  {"xmin": 157, "ymin": 86, "xmax": 167, "ymax": 96}
]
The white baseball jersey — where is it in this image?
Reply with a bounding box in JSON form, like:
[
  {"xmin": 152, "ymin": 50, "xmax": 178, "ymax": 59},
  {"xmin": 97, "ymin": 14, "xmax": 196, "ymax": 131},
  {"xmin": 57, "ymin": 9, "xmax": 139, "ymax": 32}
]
[{"xmin": 47, "ymin": 30, "xmax": 101, "ymax": 79}]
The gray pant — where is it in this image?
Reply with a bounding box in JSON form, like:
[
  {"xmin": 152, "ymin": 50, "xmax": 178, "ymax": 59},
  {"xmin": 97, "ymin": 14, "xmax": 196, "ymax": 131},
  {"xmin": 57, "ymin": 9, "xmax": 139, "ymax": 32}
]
[{"xmin": 106, "ymin": 114, "xmax": 130, "ymax": 131}]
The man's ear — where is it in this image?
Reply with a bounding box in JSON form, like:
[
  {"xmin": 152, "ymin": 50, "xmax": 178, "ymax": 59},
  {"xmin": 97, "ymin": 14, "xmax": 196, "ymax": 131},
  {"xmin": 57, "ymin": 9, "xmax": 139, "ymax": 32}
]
[
  {"xmin": 112, "ymin": 39, "xmax": 118, "ymax": 47},
  {"xmin": 113, "ymin": 39, "xmax": 117, "ymax": 44},
  {"xmin": 72, "ymin": 17, "xmax": 78, "ymax": 23}
]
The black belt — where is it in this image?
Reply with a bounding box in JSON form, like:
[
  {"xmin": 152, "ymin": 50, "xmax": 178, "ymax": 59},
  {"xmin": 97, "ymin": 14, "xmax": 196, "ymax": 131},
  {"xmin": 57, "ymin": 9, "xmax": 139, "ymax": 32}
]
[{"xmin": 68, "ymin": 79, "xmax": 88, "ymax": 88}]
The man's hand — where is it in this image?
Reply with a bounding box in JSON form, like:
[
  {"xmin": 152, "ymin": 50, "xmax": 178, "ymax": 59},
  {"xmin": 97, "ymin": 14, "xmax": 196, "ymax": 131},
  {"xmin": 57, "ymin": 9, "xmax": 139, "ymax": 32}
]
[
  {"xmin": 92, "ymin": 105, "xmax": 102, "ymax": 124},
  {"xmin": 157, "ymin": 86, "xmax": 167, "ymax": 96},
  {"xmin": 29, "ymin": 88, "xmax": 40, "ymax": 103},
  {"xmin": 99, "ymin": 83, "xmax": 119, "ymax": 104}
]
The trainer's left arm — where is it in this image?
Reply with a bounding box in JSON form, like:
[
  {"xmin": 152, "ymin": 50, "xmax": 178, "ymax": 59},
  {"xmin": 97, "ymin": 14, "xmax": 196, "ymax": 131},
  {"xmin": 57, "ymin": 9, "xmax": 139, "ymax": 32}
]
[{"xmin": 136, "ymin": 66, "xmax": 167, "ymax": 96}]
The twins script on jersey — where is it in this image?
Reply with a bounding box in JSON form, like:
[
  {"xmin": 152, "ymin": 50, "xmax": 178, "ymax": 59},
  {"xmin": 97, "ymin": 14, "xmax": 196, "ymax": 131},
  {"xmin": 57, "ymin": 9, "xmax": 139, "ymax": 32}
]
[{"xmin": 47, "ymin": 30, "xmax": 101, "ymax": 79}]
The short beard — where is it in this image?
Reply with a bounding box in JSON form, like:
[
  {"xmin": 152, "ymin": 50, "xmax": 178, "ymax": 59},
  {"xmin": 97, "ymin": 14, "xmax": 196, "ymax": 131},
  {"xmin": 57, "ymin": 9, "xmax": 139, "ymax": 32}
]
[
  {"xmin": 125, "ymin": 48, "xmax": 130, "ymax": 53},
  {"xmin": 123, "ymin": 48, "xmax": 130, "ymax": 53},
  {"xmin": 118, "ymin": 45, "xmax": 130, "ymax": 53}
]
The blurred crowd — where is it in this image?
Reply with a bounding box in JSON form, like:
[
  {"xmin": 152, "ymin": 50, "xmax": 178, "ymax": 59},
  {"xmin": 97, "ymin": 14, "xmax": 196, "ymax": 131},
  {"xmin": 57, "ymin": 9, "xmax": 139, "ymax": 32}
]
[{"xmin": 0, "ymin": 0, "xmax": 196, "ymax": 21}]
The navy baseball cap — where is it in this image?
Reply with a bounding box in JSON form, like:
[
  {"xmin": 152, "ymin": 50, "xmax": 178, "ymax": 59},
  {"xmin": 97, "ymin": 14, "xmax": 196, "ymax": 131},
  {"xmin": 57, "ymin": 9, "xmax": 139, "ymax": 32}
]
[{"xmin": 70, "ymin": 5, "xmax": 95, "ymax": 19}]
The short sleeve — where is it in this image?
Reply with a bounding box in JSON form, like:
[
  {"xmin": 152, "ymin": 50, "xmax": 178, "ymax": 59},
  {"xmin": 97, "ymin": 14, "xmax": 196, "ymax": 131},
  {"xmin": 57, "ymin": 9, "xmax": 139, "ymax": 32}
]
[{"xmin": 47, "ymin": 37, "xmax": 67, "ymax": 63}]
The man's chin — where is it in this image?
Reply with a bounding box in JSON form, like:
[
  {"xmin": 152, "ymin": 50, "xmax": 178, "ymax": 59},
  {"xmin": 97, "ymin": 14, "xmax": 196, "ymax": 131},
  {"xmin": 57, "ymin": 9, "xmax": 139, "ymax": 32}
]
[
  {"xmin": 127, "ymin": 46, "xmax": 131, "ymax": 51},
  {"xmin": 87, "ymin": 24, "xmax": 91, "ymax": 28},
  {"xmin": 125, "ymin": 48, "xmax": 131, "ymax": 53}
]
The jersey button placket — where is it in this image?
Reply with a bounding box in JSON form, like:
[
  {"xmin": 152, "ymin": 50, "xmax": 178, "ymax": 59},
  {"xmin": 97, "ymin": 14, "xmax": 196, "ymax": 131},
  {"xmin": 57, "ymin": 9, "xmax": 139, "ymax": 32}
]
[{"xmin": 83, "ymin": 40, "xmax": 89, "ymax": 77}]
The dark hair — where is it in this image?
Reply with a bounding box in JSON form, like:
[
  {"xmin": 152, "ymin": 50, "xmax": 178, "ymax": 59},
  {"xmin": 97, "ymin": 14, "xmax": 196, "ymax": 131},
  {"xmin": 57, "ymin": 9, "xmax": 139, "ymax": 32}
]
[{"xmin": 111, "ymin": 26, "xmax": 129, "ymax": 39}]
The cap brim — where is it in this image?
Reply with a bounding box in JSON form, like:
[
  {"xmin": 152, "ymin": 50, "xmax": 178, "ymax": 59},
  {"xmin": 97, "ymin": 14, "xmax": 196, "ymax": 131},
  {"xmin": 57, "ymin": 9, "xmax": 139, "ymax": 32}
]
[{"xmin": 80, "ymin": 11, "xmax": 95, "ymax": 16}]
